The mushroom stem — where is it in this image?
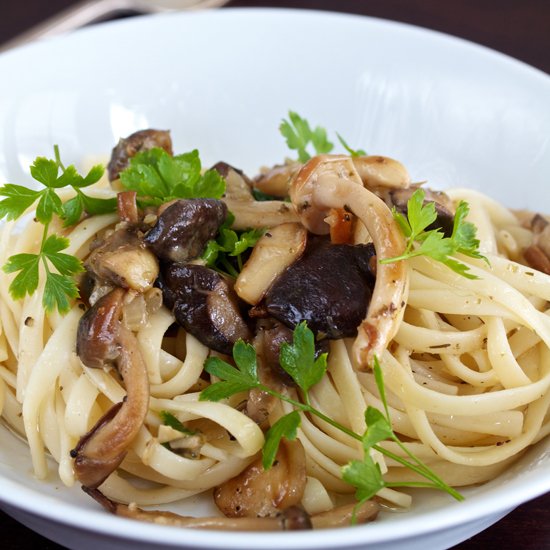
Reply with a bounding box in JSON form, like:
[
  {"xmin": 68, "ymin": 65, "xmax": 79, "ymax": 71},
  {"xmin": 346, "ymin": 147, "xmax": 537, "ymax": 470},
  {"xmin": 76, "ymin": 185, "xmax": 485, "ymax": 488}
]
[
  {"xmin": 83, "ymin": 487, "xmax": 312, "ymax": 531},
  {"xmin": 73, "ymin": 289, "xmax": 150, "ymax": 488},
  {"xmin": 290, "ymin": 155, "xmax": 410, "ymax": 369},
  {"xmin": 310, "ymin": 501, "xmax": 379, "ymax": 529}
]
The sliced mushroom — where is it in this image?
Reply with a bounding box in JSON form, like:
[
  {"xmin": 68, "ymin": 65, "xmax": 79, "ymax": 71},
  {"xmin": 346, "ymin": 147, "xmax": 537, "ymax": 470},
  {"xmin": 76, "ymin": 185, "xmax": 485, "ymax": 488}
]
[
  {"xmin": 235, "ymin": 222, "xmax": 307, "ymax": 305},
  {"xmin": 86, "ymin": 228, "xmax": 159, "ymax": 293},
  {"xmin": 117, "ymin": 190, "xmax": 139, "ymax": 225},
  {"xmin": 253, "ymin": 161, "xmax": 301, "ymax": 198},
  {"xmin": 144, "ymin": 199, "xmax": 227, "ymax": 263},
  {"xmin": 212, "ymin": 162, "xmax": 299, "ymax": 230},
  {"xmin": 213, "ymin": 162, "xmax": 256, "ymax": 202},
  {"xmin": 524, "ymin": 214, "xmax": 550, "ymax": 274},
  {"xmin": 107, "ymin": 129, "xmax": 173, "ymax": 183},
  {"xmin": 263, "ymin": 238, "xmax": 376, "ymax": 339},
  {"xmin": 214, "ymin": 439, "xmax": 307, "ymax": 518},
  {"xmin": 289, "ymin": 154, "xmax": 410, "ymax": 369},
  {"xmin": 72, "ymin": 288, "xmax": 150, "ymax": 488},
  {"xmin": 83, "ymin": 486, "xmax": 312, "ymax": 530},
  {"xmin": 352, "ymin": 155, "xmax": 411, "ymax": 190},
  {"xmin": 158, "ymin": 263, "xmax": 251, "ymax": 355},
  {"xmin": 310, "ymin": 501, "xmax": 379, "ymax": 529}
]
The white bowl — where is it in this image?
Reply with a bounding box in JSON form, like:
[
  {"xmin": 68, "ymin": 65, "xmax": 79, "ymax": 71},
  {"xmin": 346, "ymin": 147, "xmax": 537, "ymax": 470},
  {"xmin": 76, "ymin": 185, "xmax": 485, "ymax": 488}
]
[{"xmin": 0, "ymin": 8, "xmax": 549, "ymax": 550}]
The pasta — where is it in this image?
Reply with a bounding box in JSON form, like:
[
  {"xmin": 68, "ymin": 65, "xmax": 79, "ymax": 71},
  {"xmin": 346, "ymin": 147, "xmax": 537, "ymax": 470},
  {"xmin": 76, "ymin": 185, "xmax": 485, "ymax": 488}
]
[{"xmin": 0, "ymin": 132, "xmax": 549, "ymax": 530}]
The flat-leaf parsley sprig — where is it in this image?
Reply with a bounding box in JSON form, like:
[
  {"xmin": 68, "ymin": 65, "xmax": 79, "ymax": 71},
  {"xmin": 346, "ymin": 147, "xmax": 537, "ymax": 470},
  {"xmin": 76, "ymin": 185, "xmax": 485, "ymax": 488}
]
[
  {"xmin": 119, "ymin": 147, "xmax": 225, "ymax": 205},
  {"xmin": 0, "ymin": 147, "xmax": 115, "ymax": 312},
  {"xmin": 380, "ymin": 188, "xmax": 488, "ymax": 279},
  {"xmin": 201, "ymin": 213, "xmax": 265, "ymax": 278},
  {"xmin": 199, "ymin": 322, "xmax": 463, "ymax": 505},
  {"xmin": 279, "ymin": 111, "xmax": 367, "ymax": 161}
]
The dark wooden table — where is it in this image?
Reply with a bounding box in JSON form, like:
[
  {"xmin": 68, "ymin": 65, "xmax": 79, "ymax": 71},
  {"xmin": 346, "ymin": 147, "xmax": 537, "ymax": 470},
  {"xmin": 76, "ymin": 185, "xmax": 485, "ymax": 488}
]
[{"xmin": 0, "ymin": 1, "xmax": 549, "ymax": 549}]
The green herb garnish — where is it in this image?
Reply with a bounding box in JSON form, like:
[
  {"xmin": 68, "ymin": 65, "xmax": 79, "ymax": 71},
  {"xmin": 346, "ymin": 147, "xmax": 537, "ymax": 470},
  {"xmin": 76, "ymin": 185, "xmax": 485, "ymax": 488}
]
[
  {"xmin": 279, "ymin": 111, "xmax": 367, "ymax": 162},
  {"xmin": 119, "ymin": 147, "xmax": 225, "ymax": 205},
  {"xmin": 202, "ymin": 213, "xmax": 265, "ymax": 277},
  {"xmin": 0, "ymin": 147, "xmax": 115, "ymax": 312},
  {"xmin": 279, "ymin": 111, "xmax": 334, "ymax": 163},
  {"xmin": 336, "ymin": 133, "xmax": 367, "ymax": 157},
  {"xmin": 199, "ymin": 322, "xmax": 463, "ymax": 507},
  {"xmin": 380, "ymin": 188, "xmax": 488, "ymax": 279},
  {"xmin": 159, "ymin": 411, "xmax": 197, "ymax": 436}
]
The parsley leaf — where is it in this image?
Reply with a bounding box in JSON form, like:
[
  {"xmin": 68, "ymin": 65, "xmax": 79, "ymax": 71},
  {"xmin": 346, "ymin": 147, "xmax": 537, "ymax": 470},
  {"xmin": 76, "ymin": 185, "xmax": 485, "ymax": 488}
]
[
  {"xmin": 262, "ymin": 411, "xmax": 301, "ymax": 470},
  {"xmin": 336, "ymin": 133, "xmax": 367, "ymax": 157},
  {"xmin": 380, "ymin": 188, "xmax": 488, "ymax": 279},
  {"xmin": 43, "ymin": 272, "xmax": 79, "ymax": 313},
  {"xmin": 342, "ymin": 456, "xmax": 385, "ymax": 503},
  {"xmin": 199, "ymin": 340, "xmax": 260, "ymax": 402},
  {"xmin": 202, "ymin": 214, "xmax": 265, "ymax": 278},
  {"xmin": 42, "ymin": 235, "xmax": 82, "ymax": 275},
  {"xmin": 3, "ymin": 234, "xmax": 84, "ymax": 312},
  {"xmin": 2, "ymin": 254, "xmax": 40, "ymax": 299},
  {"xmin": 279, "ymin": 321, "xmax": 327, "ymax": 393},
  {"xmin": 362, "ymin": 406, "xmax": 394, "ymax": 450},
  {"xmin": 159, "ymin": 411, "xmax": 196, "ymax": 435},
  {"xmin": 120, "ymin": 147, "xmax": 225, "ymax": 204},
  {"xmin": 0, "ymin": 146, "xmax": 110, "ymax": 313},
  {"xmin": 0, "ymin": 185, "xmax": 41, "ymax": 221},
  {"xmin": 279, "ymin": 111, "xmax": 334, "ymax": 163}
]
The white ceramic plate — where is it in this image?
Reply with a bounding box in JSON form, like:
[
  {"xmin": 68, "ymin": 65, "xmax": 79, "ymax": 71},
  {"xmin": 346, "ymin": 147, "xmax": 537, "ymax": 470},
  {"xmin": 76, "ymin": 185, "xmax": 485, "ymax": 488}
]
[{"xmin": 0, "ymin": 8, "xmax": 549, "ymax": 550}]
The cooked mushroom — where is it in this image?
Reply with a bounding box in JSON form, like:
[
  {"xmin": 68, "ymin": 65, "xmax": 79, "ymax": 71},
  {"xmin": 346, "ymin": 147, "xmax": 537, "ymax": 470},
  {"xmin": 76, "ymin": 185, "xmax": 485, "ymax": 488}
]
[
  {"xmin": 158, "ymin": 263, "xmax": 252, "ymax": 354},
  {"xmin": 72, "ymin": 288, "xmax": 150, "ymax": 488},
  {"xmin": 310, "ymin": 501, "xmax": 379, "ymax": 528},
  {"xmin": 212, "ymin": 162, "xmax": 299, "ymax": 230},
  {"xmin": 352, "ymin": 155, "xmax": 411, "ymax": 190},
  {"xmin": 84, "ymin": 486, "xmax": 312, "ymax": 530},
  {"xmin": 117, "ymin": 190, "xmax": 139, "ymax": 225},
  {"xmin": 235, "ymin": 222, "xmax": 307, "ymax": 305},
  {"xmin": 86, "ymin": 228, "xmax": 159, "ymax": 293},
  {"xmin": 524, "ymin": 214, "xmax": 550, "ymax": 275},
  {"xmin": 253, "ymin": 161, "xmax": 301, "ymax": 198},
  {"xmin": 144, "ymin": 199, "xmax": 227, "ymax": 263},
  {"xmin": 214, "ymin": 439, "xmax": 307, "ymax": 518},
  {"xmin": 83, "ymin": 485, "xmax": 378, "ymax": 530},
  {"xmin": 107, "ymin": 129, "xmax": 173, "ymax": 183},
  {"xmin": 289, "ymin": 154, "xmax": 410, "ymax": 369},
  {"xmin": 263, "ymin": 238, "xmax": 376, "ymax": 339}
]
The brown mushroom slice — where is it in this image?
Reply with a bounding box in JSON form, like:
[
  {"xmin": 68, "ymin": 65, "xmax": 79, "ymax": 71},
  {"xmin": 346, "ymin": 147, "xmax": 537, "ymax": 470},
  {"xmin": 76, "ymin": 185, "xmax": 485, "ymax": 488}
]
[
  {"xmin": 86, "ymin": 229, "xmax": 159, "ymax": 293},
  {"xmin": 235, "ymin": 223, "xmax": 307, "ymax": 305},
  {"xmin": 107, "ymin": 129, "xmax": 173, "ymax": 183},
  {"xmin": 226, "ymin": 200, "xmax": 300, "ymax": 231},
  {"xmin": 310, "ymin": 501, "xmax": 379, "ymax": 529},
  {"xmin": 352, "ymin": 155, "xmax": 411, "ymax": 190},
  {"xmin": 290, "ymin": 154, "xmax": 409, "ymax": 369},
  {"xmin": 212, "ymin": 162, "xmax": 299, "ymax": 230},
  {"xmin": 524, "ymin": 214, "xmax": 550, "ymax": 274},
  {"xmin": 263, "ymin": 238, "xmax": 376, "ymax": 339},
  {"xmin": 144, "ymin": 199, "xmax": 227, "ymax": 263},
  {"xmin": 253, "ymin": 162, "xmax": 301, "ymax": 198},
  {"xmin": 117, "ymin": 190, "xmax": 139, "ymax": 225},
  {"xmin": 72, "ymin": 289, "xmax": 150, "ymax": 488},
  {"xmin": 84, "ymin": 487, "xmax": 312, "ymax": 530},
  {"xmin": 213, "ymin": 162, "xmax": 256, "ymax": 202},
  {"xmin": 159, "ymin": 263, "xmax": 252, "ymax": 355},
  {"xmin": 214, "ymin": 439, "xmax": 307, "ymax": 518}
]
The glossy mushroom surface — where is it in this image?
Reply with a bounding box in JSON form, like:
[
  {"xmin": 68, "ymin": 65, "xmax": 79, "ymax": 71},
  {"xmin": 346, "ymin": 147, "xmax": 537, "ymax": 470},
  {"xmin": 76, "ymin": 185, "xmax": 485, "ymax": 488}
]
[
  {"xmin": 144, "ymin": 199, "xmax": 227, "ymax": 263},
  {"xmin": 72, "ymin": 288, "xmax": 150, "ymax": 488},
  {"xmin": 158, "ymin": 263, "xmax": 252, "ymax": 354}
]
